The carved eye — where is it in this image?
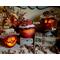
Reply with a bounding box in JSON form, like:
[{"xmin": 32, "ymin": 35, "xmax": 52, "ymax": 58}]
[
  {"xmin": 11, "ymin": 37, "xmax": 16, "ymax": 41},
  {"xmin": 48, "ymin": 20, "xmax": 52, "ymax": 23},
  {"xmin": 45, "ymin": 20, "xmax": 48, "ymax": 23}
]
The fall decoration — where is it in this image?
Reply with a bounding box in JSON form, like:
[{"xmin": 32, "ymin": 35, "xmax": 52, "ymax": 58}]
[
  {"xmin": 40, "ymin": 11, "xmax": 57, "ymax": 31},
  {"xmin": 19, "ymin": 19, "xmax": 35, "ymax": 38},
  {"xmin": 3, "ymin": 35, "xmax": 17, "ymax": 48}
]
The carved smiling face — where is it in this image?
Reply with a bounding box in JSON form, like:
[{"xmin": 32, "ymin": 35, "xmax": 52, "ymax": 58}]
[{"xmin": 4, "ymin": 36, "xmax": 17, "ymax": 48}]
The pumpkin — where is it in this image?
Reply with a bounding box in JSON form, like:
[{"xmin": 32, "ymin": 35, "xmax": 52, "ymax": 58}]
[
  {"xmin": 40, "ymin": 17, "xmax": 57, "ymax": 31},
  {"xmin": 3, "ymin": 35, "xmax": 17, "ymax": 48}
]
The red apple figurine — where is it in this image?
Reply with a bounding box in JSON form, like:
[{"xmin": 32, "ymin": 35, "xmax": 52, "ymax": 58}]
[
  {"xmin": 19, "ymin": 19, "xmax": 35, "ymax": 38},
  {"xmin": 20, "ymin": 28, "xmax": 35, "ymax": 38}
]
